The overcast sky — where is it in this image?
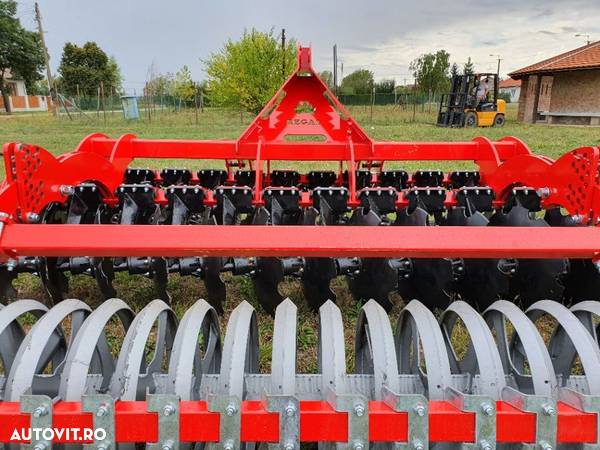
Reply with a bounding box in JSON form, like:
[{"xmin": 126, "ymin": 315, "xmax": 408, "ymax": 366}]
[{"xmin": 15, "ymin": 0, "xmax": 600, "ymax": 94}]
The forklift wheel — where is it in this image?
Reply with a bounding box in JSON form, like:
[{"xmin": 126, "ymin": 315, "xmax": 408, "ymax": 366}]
[
  {"xmin": 465, "ymin": 112, "xmax": 478, "ymax": 127},
  {"xmin": 493, "ymin": 113, "xmax": 505, "ymax": 127}
]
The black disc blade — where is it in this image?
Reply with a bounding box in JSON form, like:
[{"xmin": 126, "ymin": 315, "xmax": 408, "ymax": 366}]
[
  {"xmin": 347, "ymin": 209, "xmax": 396, "ymax": 311},
  {"xmin": 395, "ymin": 207, "xmax": 454, "ymax": 309},
  {"xmin": 301, "ymin": 258, "xmax": 337, "ymax": 311},
  {"xmin": 445, "ymin": 208, "xmax": 511, "ymax": 310},
  {"xmin": 544, "ymin": 208, "xmax": 600, "ymax": 303},
  {"xmin": 490, "ymin": 205, "xmax": 567, "ymax": 306},
  {"xmin": 202, "ymin": 257, "xmax": 226, "ymax": 314},
  {"xmin": 253, "ymin": 257, "xmax": 285, "ymax": 315}
]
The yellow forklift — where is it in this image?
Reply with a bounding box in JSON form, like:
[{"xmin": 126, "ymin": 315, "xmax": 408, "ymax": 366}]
[{"xmin": 437, "ymin": 73, "xmax": 505, "ymax": 127}]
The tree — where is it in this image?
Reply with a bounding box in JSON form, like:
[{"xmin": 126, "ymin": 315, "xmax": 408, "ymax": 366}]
[
  {"xmin": 57, "ymin": 42, "xmax": 121, "ymax": 96},
  {"xmin": 173, "ymin": 65, "xmax": 195, "ymax": 102},
  {"xmin": 463, "ymin": 57, "xmax": 475, "ymax": 76},
  {"xmin": 375, "ymin": 78, "xmax": 395, "ymax": 94},
  {"xmin": 409, "ymin": 50, "xmax": 451, "ymax": 98},
  {"xmin": 0, "ymin": 0, "xmax": 44, "ymax": 114},
  {"xmin": 319, "ymin": 70, "xmax": 334, "ymax": 90},
  {"xmin": 205, "ymin": 28, "xmax": 297, "ymax": 113},
  {"xmin": 340, "ymin": 69, "xmax": 374, "ymax": 95},
  {"xmin": 450, "ymin": 63, "xmax": 459, "ymax": 79}
]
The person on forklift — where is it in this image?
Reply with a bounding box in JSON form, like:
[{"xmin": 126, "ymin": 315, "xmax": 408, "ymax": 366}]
[{"xmin": 474, "ymin": 77, "xmax": 490, "ymax": 109}]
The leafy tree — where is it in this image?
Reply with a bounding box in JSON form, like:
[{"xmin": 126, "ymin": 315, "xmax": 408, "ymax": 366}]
[
  {"xmin": 340, "ymin": 69, "xmax": 374, "ymax": 95},
  {"xmin": 375, "ymin": 78, "xmax": 395, "ymax": 94},
  {"xmin": 319, "ymin": 70, "xmax": 334, "ymax": 90},
  {"xmin": 0, "ymin": 0, "xmax": 44, "ymax": 113},
  {"xmin": 29, "ymin": 78, "xmax": 50, "ymax": 95},
  {"xmin": 409, "ymin": 50, "xmax": 450, "ymax": 98},
  {"xmin": 146, "ymin": 73, "xmax": 174, "ymax": 97},
  {"xmin": 173, "ymin": 65, "xmax": 195, "ymax": 101},
  {"xmin": 57, "ymin": 42, "xmax": 121, "ymax": 96},
  {"xmin": 205, "ymin": 28, "xmax": 297, "ymax": 113},
  {"xmin": 450, "ymin": 63, "xmax": 459, "ymax": 79},
  {"xmin": 463, "ymin": 57, "xmax": 475, "ymax": 76}
]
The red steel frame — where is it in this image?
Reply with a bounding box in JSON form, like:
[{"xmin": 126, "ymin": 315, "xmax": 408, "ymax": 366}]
[
  {"xmin": 0, "ymin": 45, "xmax": 598, "ymax": 259},
  {"xmin": 0, "ymin": 399, "xmax": 596, "ymax": 444}
]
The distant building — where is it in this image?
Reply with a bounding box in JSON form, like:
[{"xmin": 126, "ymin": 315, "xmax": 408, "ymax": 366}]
[
  {"xmin": 498, "ymin": 78, "xmax": 521, "ymax": 103},
  {"xmin": 509, "ymin": 41, "xmax": 600, "ymax": 125},
  {"xmin": 0, "ymin": 69, "xmax": 51, "ymax": 112}
]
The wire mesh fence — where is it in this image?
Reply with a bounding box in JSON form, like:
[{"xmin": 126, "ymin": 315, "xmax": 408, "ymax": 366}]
[{"xmin": 53, "ymin": 91, "xmax": 444, "ymax": 127}]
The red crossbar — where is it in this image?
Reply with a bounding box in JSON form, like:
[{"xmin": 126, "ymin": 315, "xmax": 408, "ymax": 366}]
[
  {"xmin": 0, "ymin": 400, "xmax": 595, "ymax": 444},
  {"xmin": 1, "ymin": 224, "xmax": 599, "ymax": 260}
]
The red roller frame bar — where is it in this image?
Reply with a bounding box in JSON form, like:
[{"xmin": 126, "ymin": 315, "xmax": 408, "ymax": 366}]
[{"xmin": 0, "ymin": 400, "xmax": 595, "ymax": 444}]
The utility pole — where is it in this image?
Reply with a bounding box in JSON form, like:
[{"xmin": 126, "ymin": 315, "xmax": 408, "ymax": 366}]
[
  {"xmin": 281, "ymin": 28, "xmax": 286, "ymax": 82},
  {"xmin": 333, "ymin": 44, "xmax": 338, "ymax": 95},
  {"xmin": 489, "ymin": 54, "xmax": 502, "ymax": 77},
  {"xmin": 35, "ymin": 2, "xmax": 57, "ymax": 117}
]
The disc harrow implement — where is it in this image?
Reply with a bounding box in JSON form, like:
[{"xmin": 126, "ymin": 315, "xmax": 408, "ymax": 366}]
[{"xmin": 0, "ymin": 44, "xmax": 599, "ymax": 447}]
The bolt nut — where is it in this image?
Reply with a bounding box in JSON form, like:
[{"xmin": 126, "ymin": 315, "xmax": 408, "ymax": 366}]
[
  {"xmin": 225, "ymin": 403, "xmax": 237, "ymax": 416},
  {"xmin": 353, "ymin": 441, "xmax": 365, "ymax": 450},
  {"xmin": 27, "ymin": 212, "xmax": 40, "ymax": 223},
  {"xmin": 32, "ymin": 405, "xmax": 48, "ymax": 417},
  {"xmin": 542, "ymin": 404, "xmax": 556, "ymax": 416},
  {"xmin": 285, "ymin": 403, "xmax": 296, "ymax": 417},
  {"xmin": 412, "ymin": 439, "xmax": 425, "ymax": 450},
  {"xmin": 539, "ymin": 441, "xmax": 553, "ymax": 450},
  {"xmin": 284, "ymin": 443, "xmax": 294, "ymax": 450},
  {"xmin": 59, "ymin": 185, "xmax": 75, "ymax": 196},
  {"xmin": 354, "ymin": 403, "xmax": 365, "ymax": 417},
  {"xmin": 6, "ymin": 259, "xmax": 17, "ymax": 271},
  {"xmin": 536, "ymin": 187, "xmax": 551, "ymax": 199},
  {"xmin": 162, "ymin": 440, "xmax": 174, "ymax": 450},
  {"xmin": 480, "ymin": 440, "xmax": 493, "ymax": 450},
  {"xmin": 33, "ymin": 443, "xmax": 47, "ymax": 450},
  {"xmin": 413, "ymin": 403, "xmax": 426, "ymax": 417},
  {"xmin": 480, "ymin": 402, "xmax": 494, "ymax": 416},
  {"xmin": 223, "ymin": 440, "xmax": 235, "ymax": 450},
  {"xmin": 96, "ymin": 404, "xmax": 109, "ymax": 417},
  {"xmin": 163, "ymin": 403, "xmax": 176, "ymax": 416}
]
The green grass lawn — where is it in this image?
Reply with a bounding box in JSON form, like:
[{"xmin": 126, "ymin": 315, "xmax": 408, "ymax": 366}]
[{"xmin": 0, "ymin": 104, "xmax": 597, "ymax": 373}]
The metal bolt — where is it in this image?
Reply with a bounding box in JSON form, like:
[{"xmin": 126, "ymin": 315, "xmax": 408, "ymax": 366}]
[
  {"xmin": 97, "ymin": 444, "xmax": 108, "ymax": 450},
  {"xmin": 354, "ymin": 403, "xmax": 365, "ymax": 417},
  {"xmin": 285, "ymin": 403, "xmax": 296, "ymax": 417},
  {"xmin": 223, "ymin": 440, "xmax": 235, "ymax": 450},
  {"xmin": 163, "ymin": 403, "xmax": 176, "ymax": 416},
  {"xmin": 542, "ymin": 404, "xmax": 556, "ymax": 416},
  {"xmin": 283, "ymin": 443, "xmax": 294, "ymax": 450},
  {"xmin": 480, "ymin": 440, "xmax": 493, "ymax": 450},
  {"xmin": 6, "ymin": 258, "xmax": 17, "ymax": 271},
  {"xmin": 353, "ymin": 441, "xmax": 364, "ymax": 450},
  {"xmin": 539, "ymin": 441, "xmax": 553, "ymax": 450},
  {"xmin": 27, "ymin": 212, "xmax": 40, "ymax": 223},
  {"xmin": 162, "ymin": 440, "xmax": 174, "ymax": 450},
  {"xmin": 33, "ymin": 443, "xmax": 47, "ymax": 450},
  {"xmin": 59, "ymin": 185, "xmax": 75, "ymax": 196},
  {"xmin": 225, "ymin": 403, "xmax": 237, "ymax": 416},
  {"xmin": 96, "ymin": 404, "xmax": 109, "ymax": 417},
  {"xmin": 412, "ymin": 439, "xmax": 425, "ymax": 450},
  {"xmin": 32, "ymin": 405, "xmax": 48, "ymax": 417},
  {"xmin": 536, "ymin": 187, "xmax": 551, "ymax": 199},
  {"xmin": 480, "ymin": 402, "xmax": 494, "ymax": 416},
  {"xmin": 413, "ymin": 403, "xmax": 426, "ymax": 417}
]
